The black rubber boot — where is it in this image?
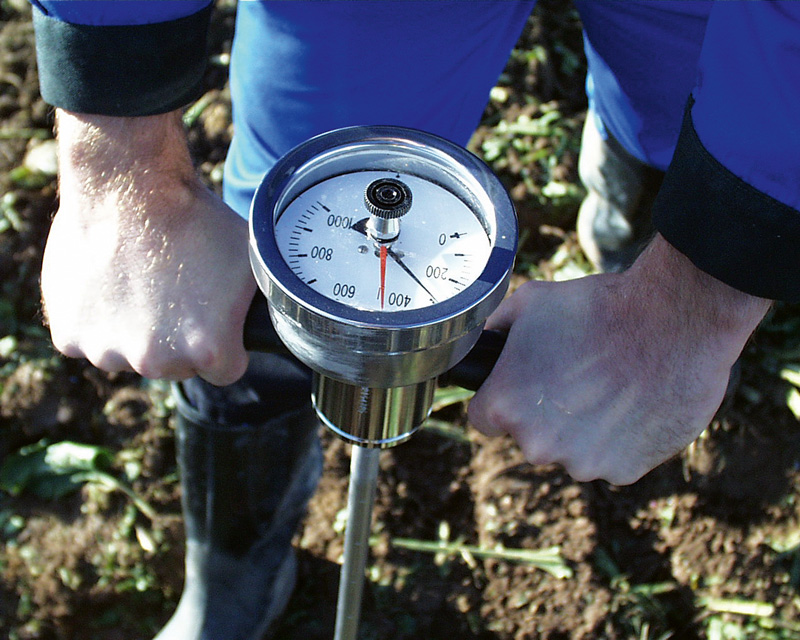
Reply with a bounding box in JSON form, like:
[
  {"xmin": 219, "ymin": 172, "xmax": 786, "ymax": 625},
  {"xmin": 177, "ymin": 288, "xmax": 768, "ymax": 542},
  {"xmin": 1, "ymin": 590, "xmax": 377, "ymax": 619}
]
[
  {"xmin": 576, "ymin": 110, "xmax": 665, "ymax": 273},
  {"xmin": 155, "ymin": 355, "xmax": 322, "ymax": 640}
]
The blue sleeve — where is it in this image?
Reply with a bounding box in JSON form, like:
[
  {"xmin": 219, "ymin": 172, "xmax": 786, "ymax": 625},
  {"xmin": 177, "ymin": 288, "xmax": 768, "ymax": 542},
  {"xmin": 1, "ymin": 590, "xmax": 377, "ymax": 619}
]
[
  {"xmin": 653, "ymin": 1, "xmax": 800, "ymax": 302},
  {"xmin": 31, "ymin": 1, "xmax": 213, "ymax": 116},
  {"xmin": 31, "ymin": 1, "xmax": 209, "ymax": 26}
]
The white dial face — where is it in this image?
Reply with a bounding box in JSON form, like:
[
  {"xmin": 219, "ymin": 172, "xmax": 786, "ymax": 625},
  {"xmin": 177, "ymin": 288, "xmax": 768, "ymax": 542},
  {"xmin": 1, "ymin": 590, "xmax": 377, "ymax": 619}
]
[{"xmin": 274, "ymin": 171, "xmax": 492, "ymax": 312}]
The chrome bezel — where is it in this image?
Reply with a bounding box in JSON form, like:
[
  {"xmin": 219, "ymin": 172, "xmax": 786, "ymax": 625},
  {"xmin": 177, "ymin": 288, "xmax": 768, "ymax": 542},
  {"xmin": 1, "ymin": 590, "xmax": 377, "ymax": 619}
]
[{"xmin": 249, "ymin": 125, "xmax": 517, "ymax": 387}]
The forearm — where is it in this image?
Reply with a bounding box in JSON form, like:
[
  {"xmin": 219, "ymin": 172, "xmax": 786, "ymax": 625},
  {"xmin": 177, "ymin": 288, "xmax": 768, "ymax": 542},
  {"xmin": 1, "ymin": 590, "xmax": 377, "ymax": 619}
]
[
  {"xmin": 622, "ymin": 234, "xmax": 772, "ymax": 359},
  {"xmin": 56, "ymin": 108, "xmax": 199, "ymax": 219}
]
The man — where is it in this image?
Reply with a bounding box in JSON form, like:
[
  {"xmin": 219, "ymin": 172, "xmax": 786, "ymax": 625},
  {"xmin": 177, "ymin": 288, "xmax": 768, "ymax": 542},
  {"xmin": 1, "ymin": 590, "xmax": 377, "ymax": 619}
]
[{"xmin": 31, "ymin": 2, "xmax": 797, "ymax": 638}]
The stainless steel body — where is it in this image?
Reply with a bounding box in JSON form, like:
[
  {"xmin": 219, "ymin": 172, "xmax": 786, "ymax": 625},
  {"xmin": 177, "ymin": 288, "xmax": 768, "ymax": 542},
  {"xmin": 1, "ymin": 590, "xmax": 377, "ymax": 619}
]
[
  {"xmin": 313, "ymin": 374, "xmax": 437, "ymax": 448},
  {"xmin": 248, "ymin": 126, "xmax": 517, "ymax": 640},
  {"xmin": 249, "ymin": 126, "xmax": 517, "ymax": 395}
]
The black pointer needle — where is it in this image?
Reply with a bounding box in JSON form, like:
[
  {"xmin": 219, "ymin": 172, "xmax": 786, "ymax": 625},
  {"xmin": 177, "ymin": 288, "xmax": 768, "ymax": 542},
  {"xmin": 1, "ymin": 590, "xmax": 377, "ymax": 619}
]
[
  {"xmin": 385, "ymin": 246, "xmax": 438, "ymax": 303},
  {"xmin": 352, "ymin": 218, "xmax": 438, "ymax": 303}
]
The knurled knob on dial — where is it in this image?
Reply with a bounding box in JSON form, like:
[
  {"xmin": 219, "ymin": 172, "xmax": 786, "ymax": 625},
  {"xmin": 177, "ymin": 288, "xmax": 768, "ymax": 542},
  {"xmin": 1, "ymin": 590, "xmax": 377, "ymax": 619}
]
[{"xmin": 364, "ymin": 178, "xmax": 412, "ymax": 219}]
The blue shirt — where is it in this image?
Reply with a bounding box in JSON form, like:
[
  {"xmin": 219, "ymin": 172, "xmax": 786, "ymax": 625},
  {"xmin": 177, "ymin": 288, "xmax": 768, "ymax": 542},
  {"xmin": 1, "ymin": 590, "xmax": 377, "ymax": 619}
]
[{"xmin": 31, "ymin": 1, "xmax": 800, "ymax": 301}]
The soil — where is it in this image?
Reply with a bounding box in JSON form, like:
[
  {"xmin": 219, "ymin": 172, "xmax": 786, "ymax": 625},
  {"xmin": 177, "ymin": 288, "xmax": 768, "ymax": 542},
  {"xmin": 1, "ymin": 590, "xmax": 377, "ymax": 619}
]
[{"xmin": 2, "ymin": 3, "xmax": 800, "ymax": 640}]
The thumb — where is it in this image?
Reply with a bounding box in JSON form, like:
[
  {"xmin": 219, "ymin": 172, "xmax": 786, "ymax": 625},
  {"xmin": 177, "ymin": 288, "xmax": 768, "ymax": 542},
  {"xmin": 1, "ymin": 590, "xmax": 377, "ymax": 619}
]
[{"xmin": 484, "ymin": 280, "xmax": 550, "ymax": 331}]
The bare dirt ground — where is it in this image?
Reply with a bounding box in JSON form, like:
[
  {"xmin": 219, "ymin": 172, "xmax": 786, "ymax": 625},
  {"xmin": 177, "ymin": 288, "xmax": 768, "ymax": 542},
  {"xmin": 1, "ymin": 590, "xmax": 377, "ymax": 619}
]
[{"xmin": 2, "ymin": 3, "xmax": 800, "ymax": 639}]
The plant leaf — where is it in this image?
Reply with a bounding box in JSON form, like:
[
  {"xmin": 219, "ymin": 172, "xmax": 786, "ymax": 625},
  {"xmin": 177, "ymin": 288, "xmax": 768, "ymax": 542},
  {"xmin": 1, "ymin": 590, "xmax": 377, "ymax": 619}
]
[
  {"xmin": 432, "ymin": 386, "xmax": 474, "ymax": 412},
  {"xmin": 422, "ymin": 418, "xmax": 471, "ymax": 443},
  {"xmin": 787, "ymin": 387, "xmax": 800, "ymax": 421},
  {"xmin": 44, "ymin": 441, "xmax": 113, "ymax": 473},
  {"xmin": 780, "ymin": 364, "xmax": 800, "ymax": 388},
  {"xmin": 0, "ymin": 440, "xmax": 112, "ymax": 498}
]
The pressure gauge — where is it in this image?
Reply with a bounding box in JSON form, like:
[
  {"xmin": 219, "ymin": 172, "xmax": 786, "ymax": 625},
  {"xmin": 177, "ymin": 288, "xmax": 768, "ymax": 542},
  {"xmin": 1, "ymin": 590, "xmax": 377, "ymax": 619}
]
[{"xmin": 249, "ymin": 126, "xmax": 517, "ymax": 446}]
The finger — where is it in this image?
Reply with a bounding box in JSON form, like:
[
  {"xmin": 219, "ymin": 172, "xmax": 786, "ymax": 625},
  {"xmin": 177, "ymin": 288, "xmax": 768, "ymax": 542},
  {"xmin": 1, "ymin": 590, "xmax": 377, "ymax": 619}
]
[
  {"xmin": 51, "ymin": 339, "xmax": 87, "ymax": 361},
  {"xmin": 467, "ymin": 302, "xmax": 545, "ymax": 439},
  {"xmin": 92, "ymin": 350, "xmax": 137, "ymax": 374},
  {"xmin": 468, "ymin": 363, "xmax": 515, "ymax": 434},
  {"xmin": 191, "ymin": 334, "xmax": 251, "ymax": 387},
  {"xmin": 105, "ymin": 337, "xmax": 200, "ymax": 381},
  {"xmin": 196, "ymin": 350, "xmax": 249, "ymax": 387},
  {"xmin": 466, "ymin": 398, "xmax": 508, "ymax": 437},
  {"xmin": 483, "ymin": 298, "xmax": 515, "ymax": 332},
  {"xmin": 484, "ymin": 280, "xmax": 548, "ymax": 331}
]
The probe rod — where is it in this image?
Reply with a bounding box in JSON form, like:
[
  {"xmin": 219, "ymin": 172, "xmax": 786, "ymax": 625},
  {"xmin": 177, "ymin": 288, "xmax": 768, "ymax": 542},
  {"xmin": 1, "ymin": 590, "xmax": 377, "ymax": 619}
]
[{"xmin": 333, "ymin": 445, "xmax": 381, "ymax": 640}]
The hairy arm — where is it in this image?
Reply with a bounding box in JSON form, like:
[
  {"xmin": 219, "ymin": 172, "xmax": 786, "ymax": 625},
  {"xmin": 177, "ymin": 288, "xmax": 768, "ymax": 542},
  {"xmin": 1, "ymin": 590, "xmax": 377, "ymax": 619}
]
[{"xmin": 41, "ymin": 109, "xmax": 255, "ymax": 384}]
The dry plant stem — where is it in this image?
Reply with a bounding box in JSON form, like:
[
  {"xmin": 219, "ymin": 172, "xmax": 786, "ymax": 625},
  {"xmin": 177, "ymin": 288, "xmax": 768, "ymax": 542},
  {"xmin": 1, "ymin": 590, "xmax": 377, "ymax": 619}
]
[{"xmin": 389, "ymin": 537, "xmax": 573, "ymax": 579}]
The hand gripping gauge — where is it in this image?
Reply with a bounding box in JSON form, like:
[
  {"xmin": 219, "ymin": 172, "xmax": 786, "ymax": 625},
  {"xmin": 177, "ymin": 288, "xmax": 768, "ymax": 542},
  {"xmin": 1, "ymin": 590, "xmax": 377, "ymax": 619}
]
[{"xmin": 249, "ymin": 125, "xmax": 517, "ymax": 448}]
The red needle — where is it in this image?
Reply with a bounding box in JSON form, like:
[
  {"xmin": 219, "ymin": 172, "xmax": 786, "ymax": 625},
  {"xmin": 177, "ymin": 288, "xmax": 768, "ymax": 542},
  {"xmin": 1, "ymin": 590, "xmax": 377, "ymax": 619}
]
[{"xmin": 379, "ymin": 244, "xmax": 387, "ymax": 309}]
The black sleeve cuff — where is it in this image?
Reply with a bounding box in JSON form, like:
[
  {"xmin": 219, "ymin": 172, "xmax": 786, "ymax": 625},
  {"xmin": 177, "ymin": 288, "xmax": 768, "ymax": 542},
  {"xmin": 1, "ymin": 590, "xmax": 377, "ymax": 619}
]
[
  {"xmin": 32, "ymin": 5, "xmax": 212, "ymax": 117},
  {"xmin": 653, "ymin": 99, "xmax": 800, "ymax": 302}
]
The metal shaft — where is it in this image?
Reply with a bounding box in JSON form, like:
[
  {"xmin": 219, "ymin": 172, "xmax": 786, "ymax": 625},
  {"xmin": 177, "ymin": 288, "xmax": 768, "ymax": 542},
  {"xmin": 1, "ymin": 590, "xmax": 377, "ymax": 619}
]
[{"xmin": 333, "ymin": 445, "xmax": 381, "ymax": 640}]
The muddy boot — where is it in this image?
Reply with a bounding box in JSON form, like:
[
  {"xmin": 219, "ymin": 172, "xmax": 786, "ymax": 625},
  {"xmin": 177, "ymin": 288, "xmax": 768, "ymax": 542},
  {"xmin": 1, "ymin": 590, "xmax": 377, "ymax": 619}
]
[
  {"xmin": 155, "ymin": 354, "xmax": 322, "ymax": 640},
  {"xmin": 576, "ymin": 110, "xmax": 665, "ymax": 273}
]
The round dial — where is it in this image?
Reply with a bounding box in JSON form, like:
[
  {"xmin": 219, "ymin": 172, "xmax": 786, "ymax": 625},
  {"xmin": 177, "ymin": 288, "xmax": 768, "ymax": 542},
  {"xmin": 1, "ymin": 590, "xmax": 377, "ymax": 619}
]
[
  {"xmin": 275, "ymin": 171, "xmax": 491, "ymax": 312},
  {"xmin": 249, "ymin": 125, "xmax": 517, "ymax": 389}
]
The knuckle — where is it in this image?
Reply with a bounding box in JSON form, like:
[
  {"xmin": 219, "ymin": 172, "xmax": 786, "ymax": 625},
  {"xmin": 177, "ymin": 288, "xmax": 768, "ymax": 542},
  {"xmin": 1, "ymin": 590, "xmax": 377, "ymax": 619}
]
[
  {"xmin": 132, "ymin": 353, "xmax": 185, "ymax": 381},
  {"xmin": 128, "ymin": 343, "xmax": 174, "ymax": 380},
  {"xmin": 566, "ymin": 456, "xmax": 644, "ymax": 486},
  {"xmin": 48, "ymin": 325, "xmax": 85, "ymax": 360},
  {"xmin": 92, "ymin": 350, "xmax": 127, "ymax": 373},
  {"xmin": 562, "ymin": 460, "xmax": 601, "ymax": 484},
  {"xmin": 133, "ymin": 339, "xmax": 245, "ymax": 384},
  {"xmin": 518, "ymin": 436, "xmax": 558, "ymax": 468},
  {"xmin": 483, "ymin": 397, "xmax": 526, "ymax": 435},
  {"xmin": 191, "ymin": 342, "xmax": 224, "ymax": 373},
  {"xmin": 195, "ymin": 347, "xmax": 248, "ymax": 387},
  {"xmin": 603, "ymin": 466, "xmax": 646, "ymax": 487},
  {"xmin": 49, "ymin": 334, "xmax": 80, "ymax": 359}
]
